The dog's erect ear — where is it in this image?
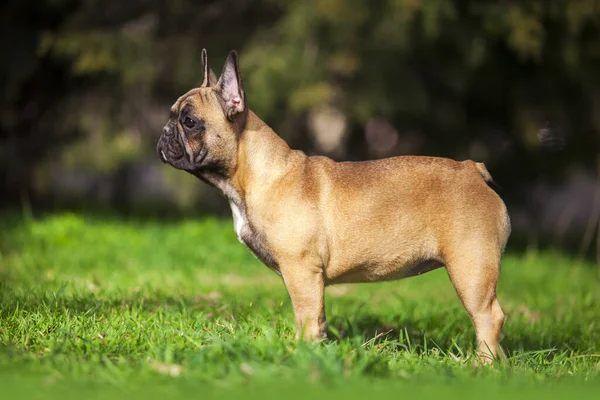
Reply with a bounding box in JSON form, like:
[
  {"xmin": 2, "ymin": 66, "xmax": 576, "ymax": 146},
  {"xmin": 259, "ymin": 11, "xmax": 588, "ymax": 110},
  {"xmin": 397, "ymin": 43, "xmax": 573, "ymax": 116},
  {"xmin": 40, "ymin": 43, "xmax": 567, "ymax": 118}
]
[
  {"xmin": 200, "ymin": 48, "xmax": 210, "ymax": 88},
  {"xmin": 200, "ymin": 49, "xmax": 219, "ymax": 87},
  {"xmin": 216, "ymin": 50, "xmax": 245, "ymax": 121}
]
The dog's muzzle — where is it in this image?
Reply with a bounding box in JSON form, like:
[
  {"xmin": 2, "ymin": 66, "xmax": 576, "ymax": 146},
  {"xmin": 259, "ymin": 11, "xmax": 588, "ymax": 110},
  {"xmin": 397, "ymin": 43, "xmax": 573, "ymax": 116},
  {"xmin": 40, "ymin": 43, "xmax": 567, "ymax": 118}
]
[{"xmin": 157, "ymin": 123, "xmax": 184, "ymax": 164}]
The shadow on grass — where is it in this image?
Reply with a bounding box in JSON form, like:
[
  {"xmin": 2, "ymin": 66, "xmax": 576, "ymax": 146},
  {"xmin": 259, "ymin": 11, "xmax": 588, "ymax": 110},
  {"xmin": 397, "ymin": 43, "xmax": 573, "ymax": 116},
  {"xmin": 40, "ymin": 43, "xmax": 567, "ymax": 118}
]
[
  {"xmin": 327, "ymin": 313, "xmax": 596, "ymax": 359},
  {"xmin": 328, "ymin": 313, "xmax": 470, "ymax": 353},
  {"xmin": 1, "ymin": 278, "xmax": 596, "ymax": 361},
  {"xmin": 1, "ymin": 280, "xmax": 595, "ymax": 359}
]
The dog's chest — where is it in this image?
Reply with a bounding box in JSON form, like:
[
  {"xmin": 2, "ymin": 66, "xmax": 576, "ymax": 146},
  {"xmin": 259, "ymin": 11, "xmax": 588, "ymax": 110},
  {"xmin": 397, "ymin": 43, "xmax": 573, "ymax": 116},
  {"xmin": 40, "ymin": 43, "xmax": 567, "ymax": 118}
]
[
  {"xmin": 229, "ymin": 201, "xmax": 247, "ymax": 241},
  {"xmin": 228, "ymin": 201, "xmax": 280, "ymax": 273}
]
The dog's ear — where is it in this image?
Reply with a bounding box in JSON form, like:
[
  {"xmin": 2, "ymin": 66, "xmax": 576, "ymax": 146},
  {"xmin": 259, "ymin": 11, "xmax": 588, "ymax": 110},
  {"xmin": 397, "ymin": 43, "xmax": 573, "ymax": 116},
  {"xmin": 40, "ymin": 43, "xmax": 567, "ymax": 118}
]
[
  {"xmin": 215, "ymin": 50, "xmax": 246, "ymax": 121},
  {"xmin": 200, "ymin": 48, "xmax": 210, "ymax": 88},
  {"xmin": 200, "ymin": 49, "xmax": 219, "ymax": 87}
]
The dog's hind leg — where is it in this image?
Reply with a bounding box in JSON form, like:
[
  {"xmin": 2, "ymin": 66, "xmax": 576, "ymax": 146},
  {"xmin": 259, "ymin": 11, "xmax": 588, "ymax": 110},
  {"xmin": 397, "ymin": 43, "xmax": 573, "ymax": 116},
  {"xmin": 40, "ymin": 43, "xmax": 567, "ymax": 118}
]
[{"xmin": 445, "ymin": 250, "xmax": 505, "ymax": 364}]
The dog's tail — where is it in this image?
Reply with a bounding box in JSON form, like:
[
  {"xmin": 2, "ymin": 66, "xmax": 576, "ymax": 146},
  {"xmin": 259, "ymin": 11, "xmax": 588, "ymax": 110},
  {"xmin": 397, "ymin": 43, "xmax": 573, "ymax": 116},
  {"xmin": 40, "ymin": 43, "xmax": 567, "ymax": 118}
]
[
  {"xmin": 474, "ymin": 162, "xmax": 502, "ymax": 190},
  {"xmin": 475, "ymin": 162, "xmax": 492, "ymax": 182}
]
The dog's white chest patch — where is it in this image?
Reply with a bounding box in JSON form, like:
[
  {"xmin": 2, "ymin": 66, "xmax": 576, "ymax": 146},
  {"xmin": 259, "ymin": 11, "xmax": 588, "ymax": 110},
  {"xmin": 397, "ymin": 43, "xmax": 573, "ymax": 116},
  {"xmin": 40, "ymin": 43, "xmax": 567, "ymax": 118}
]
[
  {"xmin": 229, "ymin": 201, "xmax": 248, "ymax": 243},
  {"xmin": 227, "ymin": 199, "xmax": 280, "ymax": 273}
]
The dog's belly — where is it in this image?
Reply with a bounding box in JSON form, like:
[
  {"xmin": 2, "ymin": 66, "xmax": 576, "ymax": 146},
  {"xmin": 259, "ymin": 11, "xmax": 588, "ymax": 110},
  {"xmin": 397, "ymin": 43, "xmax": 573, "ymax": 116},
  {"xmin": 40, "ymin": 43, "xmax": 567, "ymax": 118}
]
[{"xmin": 325, "ymin": 258, "xmax": 444, "ymax": 285}]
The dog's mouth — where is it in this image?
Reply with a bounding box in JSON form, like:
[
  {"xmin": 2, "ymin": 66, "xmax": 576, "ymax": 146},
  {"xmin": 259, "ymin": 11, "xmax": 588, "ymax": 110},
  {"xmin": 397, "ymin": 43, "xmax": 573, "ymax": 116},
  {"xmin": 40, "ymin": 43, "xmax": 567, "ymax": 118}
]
[
  {"xmin": 157, "ymin": 134, "xmax": 185, "ymax": 163},
  {"xmin": 157, "ymin": 135, "xmax": 210, "ymax": 172}
]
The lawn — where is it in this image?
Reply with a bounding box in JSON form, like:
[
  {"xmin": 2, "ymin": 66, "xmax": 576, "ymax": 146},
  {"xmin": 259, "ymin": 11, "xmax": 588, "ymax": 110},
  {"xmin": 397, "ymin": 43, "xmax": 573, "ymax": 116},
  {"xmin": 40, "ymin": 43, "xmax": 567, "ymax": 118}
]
[{"xmin": 0, "ymin": 211, "xmax": 599, "ymax": 399}]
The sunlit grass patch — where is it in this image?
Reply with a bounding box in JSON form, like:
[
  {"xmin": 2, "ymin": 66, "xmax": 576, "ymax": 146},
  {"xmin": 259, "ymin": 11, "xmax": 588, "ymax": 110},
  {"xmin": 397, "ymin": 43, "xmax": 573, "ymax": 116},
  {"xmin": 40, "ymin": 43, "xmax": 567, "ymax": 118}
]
[{"xmin": 0, "ymin": 212, "xmax": 599, "ymax": 398}]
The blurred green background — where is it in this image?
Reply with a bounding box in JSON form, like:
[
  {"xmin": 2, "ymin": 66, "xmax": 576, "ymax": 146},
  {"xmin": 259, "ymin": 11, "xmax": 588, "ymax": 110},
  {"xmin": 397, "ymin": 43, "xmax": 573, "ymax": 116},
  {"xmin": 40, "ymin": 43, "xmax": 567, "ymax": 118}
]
[{"xmin": 1, "ymin": 0, "xmax": 600, "ymax": 252}]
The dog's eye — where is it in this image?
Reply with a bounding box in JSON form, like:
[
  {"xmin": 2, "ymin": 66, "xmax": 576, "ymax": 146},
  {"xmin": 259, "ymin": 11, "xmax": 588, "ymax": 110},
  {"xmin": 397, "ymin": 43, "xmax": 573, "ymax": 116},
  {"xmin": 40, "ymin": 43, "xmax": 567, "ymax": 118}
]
[{"xmin": 183, "ymin": 117, "xmax": 196, "ymax": 129}]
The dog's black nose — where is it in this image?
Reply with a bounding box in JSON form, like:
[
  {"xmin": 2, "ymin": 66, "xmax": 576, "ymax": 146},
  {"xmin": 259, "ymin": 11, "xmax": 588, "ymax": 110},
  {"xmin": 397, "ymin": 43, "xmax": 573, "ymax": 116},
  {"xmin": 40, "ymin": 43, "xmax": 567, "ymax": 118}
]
[{"xmin": 163, "ymin": 125, "xmax": 173, "ymax": 136}]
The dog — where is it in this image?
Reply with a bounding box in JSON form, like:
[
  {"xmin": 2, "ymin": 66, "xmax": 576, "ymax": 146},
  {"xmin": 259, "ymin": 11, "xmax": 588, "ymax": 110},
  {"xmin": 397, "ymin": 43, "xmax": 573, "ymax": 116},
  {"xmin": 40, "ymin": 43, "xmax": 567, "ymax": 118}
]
[{"xmin": 156, "ymin": 49, "xmax": 511, "ymax": 362}]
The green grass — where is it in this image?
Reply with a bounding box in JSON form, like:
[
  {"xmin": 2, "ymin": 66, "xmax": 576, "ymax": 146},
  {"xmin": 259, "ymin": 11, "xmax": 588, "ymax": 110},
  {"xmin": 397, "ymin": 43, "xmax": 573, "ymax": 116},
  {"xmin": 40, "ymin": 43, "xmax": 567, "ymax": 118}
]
[{"xmin": 0, "ymin": 212, "xmax": 599, "ymax": 399}]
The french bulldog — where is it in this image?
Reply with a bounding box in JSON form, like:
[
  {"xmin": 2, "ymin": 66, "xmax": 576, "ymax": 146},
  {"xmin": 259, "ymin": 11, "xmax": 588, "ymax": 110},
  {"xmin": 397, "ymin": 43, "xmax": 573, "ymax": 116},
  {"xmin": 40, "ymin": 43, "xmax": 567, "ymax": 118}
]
[{"xmin": 156, "ymin": 49, "xmax": 511, "ymax": 362}]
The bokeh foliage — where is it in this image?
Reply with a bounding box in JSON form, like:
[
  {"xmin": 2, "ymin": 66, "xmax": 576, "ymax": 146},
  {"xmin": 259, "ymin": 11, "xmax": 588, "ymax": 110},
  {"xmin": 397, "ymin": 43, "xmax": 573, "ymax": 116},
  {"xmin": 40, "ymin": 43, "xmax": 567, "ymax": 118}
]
[{"xmin": 1, "ymin": 1, "xmax": 599, "ymax": 244}]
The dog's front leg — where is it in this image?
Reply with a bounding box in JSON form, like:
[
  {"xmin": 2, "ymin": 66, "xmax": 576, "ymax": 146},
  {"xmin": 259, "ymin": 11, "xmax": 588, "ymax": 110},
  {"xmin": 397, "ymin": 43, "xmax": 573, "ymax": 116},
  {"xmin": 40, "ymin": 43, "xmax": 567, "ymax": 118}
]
[{"xmin": 281, "ymin": 264, "xmax": 326, "ymax": 341}]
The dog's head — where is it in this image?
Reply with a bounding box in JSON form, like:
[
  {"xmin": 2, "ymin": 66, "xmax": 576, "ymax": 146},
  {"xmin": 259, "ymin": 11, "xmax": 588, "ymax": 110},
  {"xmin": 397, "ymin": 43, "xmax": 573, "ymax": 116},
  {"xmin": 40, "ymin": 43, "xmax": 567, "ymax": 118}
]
[{"xmin": 157, "ymin": 49, "xmax": 248, "ymax": 174}]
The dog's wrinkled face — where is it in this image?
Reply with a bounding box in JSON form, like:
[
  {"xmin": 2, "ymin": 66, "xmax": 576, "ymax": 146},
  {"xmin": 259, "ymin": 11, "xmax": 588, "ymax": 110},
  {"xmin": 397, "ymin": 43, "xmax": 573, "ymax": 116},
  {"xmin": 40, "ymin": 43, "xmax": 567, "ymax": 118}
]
[{"xmin": 157, "ymin": 49, "xmax": 247, "ymax": 175}]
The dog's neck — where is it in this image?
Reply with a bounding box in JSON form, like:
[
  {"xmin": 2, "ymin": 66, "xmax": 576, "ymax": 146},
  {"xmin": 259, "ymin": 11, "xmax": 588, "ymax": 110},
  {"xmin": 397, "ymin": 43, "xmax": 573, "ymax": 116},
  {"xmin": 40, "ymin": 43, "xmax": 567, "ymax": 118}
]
[
  {"xmin": 235, "ymin": 111, "xmax": 296, "ymax": 191},
  {"xmin": 194, "ymin": 111, "xmax": 298, "ymax": 255},
  {"xmin": 195, "ymin": 111, "xmax": 297, "ymax": 208}
]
